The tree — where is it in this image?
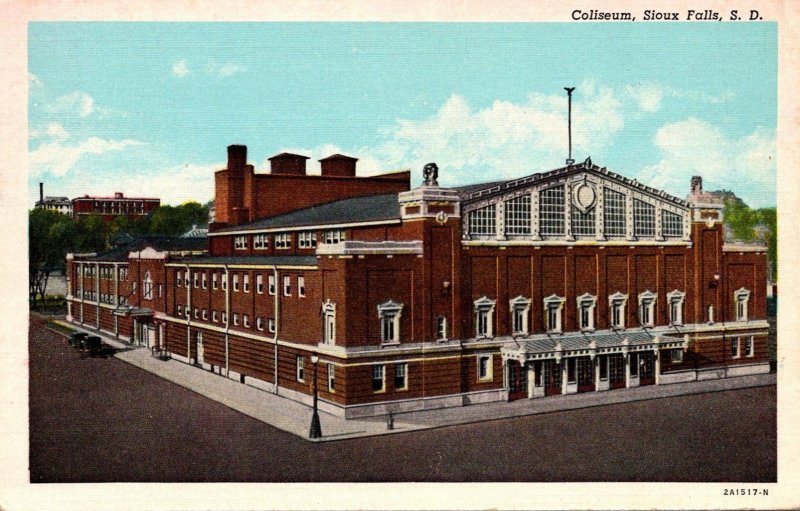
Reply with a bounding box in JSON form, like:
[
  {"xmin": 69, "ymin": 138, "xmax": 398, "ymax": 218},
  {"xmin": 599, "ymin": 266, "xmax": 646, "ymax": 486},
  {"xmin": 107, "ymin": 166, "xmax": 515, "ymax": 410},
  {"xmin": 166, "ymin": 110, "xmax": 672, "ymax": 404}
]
[
  {"xmin": 29, "ymin": 209, "xmax": 73, "ymax": 305},
  {"xmin": 723, "ymin": 199, "xmax": 778, "ymax": 281}
]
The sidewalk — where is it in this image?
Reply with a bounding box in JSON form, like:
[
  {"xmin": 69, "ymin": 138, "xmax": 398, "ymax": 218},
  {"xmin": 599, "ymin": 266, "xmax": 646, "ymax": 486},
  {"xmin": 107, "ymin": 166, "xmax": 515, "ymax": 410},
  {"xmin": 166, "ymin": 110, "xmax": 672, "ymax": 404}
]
[{"xmin": 53, "ymin": 320, "xmax": 776, "ymax": 443}]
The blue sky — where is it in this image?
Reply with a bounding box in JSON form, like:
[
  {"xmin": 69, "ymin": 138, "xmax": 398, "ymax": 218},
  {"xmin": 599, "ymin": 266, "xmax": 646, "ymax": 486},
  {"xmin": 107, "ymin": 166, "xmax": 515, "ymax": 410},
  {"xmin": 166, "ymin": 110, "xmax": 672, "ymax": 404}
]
[{"xmin": 28, "ymin": 22, "xmax": 777, "ymax": 208}]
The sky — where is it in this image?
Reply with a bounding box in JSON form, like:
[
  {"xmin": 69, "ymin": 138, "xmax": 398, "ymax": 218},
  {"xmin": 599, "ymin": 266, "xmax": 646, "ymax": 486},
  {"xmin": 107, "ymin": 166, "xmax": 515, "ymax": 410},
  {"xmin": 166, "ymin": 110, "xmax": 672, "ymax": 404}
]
[{"xmin": 28, "ymin": 22, "xmax": 777, "ymax": 208}]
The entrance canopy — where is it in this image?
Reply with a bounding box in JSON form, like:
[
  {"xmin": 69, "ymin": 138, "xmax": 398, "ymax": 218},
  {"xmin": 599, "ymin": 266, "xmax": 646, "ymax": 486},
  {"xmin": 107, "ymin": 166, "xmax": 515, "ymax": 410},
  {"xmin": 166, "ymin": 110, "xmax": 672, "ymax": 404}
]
[
  {"xmin": 112, "ymin": 306, "xmax": 154, "ymax": 318},
  {"xmin": 501, "ymin": 330, "xmax": 687, "ymax": 365}
]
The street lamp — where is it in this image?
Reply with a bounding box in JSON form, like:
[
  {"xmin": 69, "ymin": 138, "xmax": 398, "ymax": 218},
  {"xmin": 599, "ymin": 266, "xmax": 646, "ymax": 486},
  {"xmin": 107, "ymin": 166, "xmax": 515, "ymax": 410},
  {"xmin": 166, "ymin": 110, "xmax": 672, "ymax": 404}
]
[{"xmin": 309, "ymin": 354, "xmax": 322, "ymax": 439}]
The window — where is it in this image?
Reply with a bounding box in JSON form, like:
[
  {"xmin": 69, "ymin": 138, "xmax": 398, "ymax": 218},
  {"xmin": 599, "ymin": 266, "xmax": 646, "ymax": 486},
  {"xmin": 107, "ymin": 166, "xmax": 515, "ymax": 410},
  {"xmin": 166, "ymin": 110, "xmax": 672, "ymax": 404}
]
[
  {"xmin": 143, "ymin": 272, "xmax": 153, "ymax": 300},
  {"xmin": 378, "ymin": 300, "xmax": 403, "ymax": 344},
  {"xmin": 633, "ymin": 199, "xmax": 656, "ymax": 237},
  {"xmin": 256, "ymin": 274, "xmax": 263, "ymax": 294},
  {"xmin": 213, "ymin": 310, "xmax": 218, "ymax": 323},
  {"xmin": 194, "ymin": 308, "xmax": 199, "ymax": 319},
  {"xmin": 509, "ymin": 296, "xmax": 531, "ymax": 335},
  {"xmin": 662, "ymin": 210, "xmax": 684, "ymax": 237},
  {"xmin": 577, "ymin": 293, "xmax": 597, "ymax": 331},
  {"xmin": 371, "ymin": 364, "xmax": 385, "ymax": 392},
  {"xmin": 638, "ymin": 290, "xmax": 657, "ymax": 327},
  {"xmin": 477, "ymin": 355, "xmax": 493, "ymax": 381},
  {"xmin": 572, "ymin": 205, "xmax": 596, "ymax": 237},
  {"xmin": 730, "ymin": 337, "xmax": 740, "ymax": 359},
  {"xmin": 474, "ymin": 297, "xmax": 496, "ymax": 337},
  {"xmin": 543, "ymin": 295, "xmax": 565, "ymax": 333},
  {"xmin": 296, "ymin": 356, "xmax": 305, "ymax": 382},
  {"xmin": 184, "ymin": 271, "xmax": 190, "ymax": 288},
  {"xmin": 539, "ymin": 185, "xmax": 565, "ymax": 237},
  {"xmin": 201, "ymin": 272, "xmax": 207, "ymax": 289},
  {"xmin": 734, "ymin": 288, "xmax": 750, "ymax": 322},
  {"xmin": 609, "ymin": 292, "xmax": 628, "ymax": 329},
  {"xmin": 283, "ymin": 275, "xmax": 292, "ymax": 296},
  {"xmin": 222, "ymin": 312, "xmax": 228, "ymax": 324},
  {"xmin": 132, "ymin": 281, "xmax": 137, "ymax": 294},
  {"xmin": 322, "ymin": 300, "xmax": 335, "ymax": 344},
  {"xmin": 667, "ymin": 290, "xmax": 685, "ymax": 326},
  {"xmin": 671, "ymin": 348, "xmax": 684, "ymax": 364},
  {"xmin": 234, "ymin": 235, "xmax": 248, "ymax": 250},
  {"xmin": 327, "ymin": 363, "xmax": 336, "ymax": 392},
  {"xmin": 233, "ymin": 274, "xmax": 239, "ymax": 292},
  {"xmin": 243, "ymin": 314, "xmax": 250, "ymax": 327},
  {"xmin": 323, "ymin": 229, "xmax": 346, "ymax": 244},
  {"xmin": 268, "ymin": 274, "xmax": 276, "ymax": 295},
  {"xmin": 158, "ymin": 284, "xmax": 163, "ymax": 297},
  {"xmin": 298, "ymin": 276, "xmax": 305, "ymax": 297},
  {"xmin": 268, "ymin": 318, "xmax": 276, "ymax": 333},
  {"xmin": 468, "ymin": 205, "xmax": 496, "ymax": 236},
  {"xmin": 256, "ymin": 317, "xmax": 264, "ymax": 331},
  {"xmin": 243, "ymin": 274, "xmax": 250, "ymax": 293},
  {"xmin": 275, "ymin": 233, "xmax": 292, "ymax": 249},
  {"xmin": 745, "ymin": 336, "xmax": 754, "ymax": 357},
  {"xmin": 233, "ymin": 313, "xmax": 239, "ymax": 326},
  {"xmin": 193, "ymin": 272, "xmax": 199, "ymax": 288},
  {"xmin": 436, "ymin": 316, "xmax": 447, "ymax": 340},
  {"xmin": 222, "ymin": 273, "xmax": 227, "ymax": 290},
  {"xmin": 212, "ymin": 273, "xmax": 218, "ymax": 290},
  {"xmin": 604, "ymin": 188, "xmax": 626, "ymax": 237},
  {"xmin": 505, "ymin": 196, "xmax": 531, "ymax": 235},
  {"xmin": 299, "ymin": 231, "xmax": 317, "ymax": 248},
  {"xmin": 394, "ymin": 363, "xmax": 408, "ymax": 390},
  {"xmin": 253, "ymin": 234, "xmax": 269, "ymax": 250},
  {"xmin": 202, "ymin": 309, "xmax": 208, "ymax": 320}
]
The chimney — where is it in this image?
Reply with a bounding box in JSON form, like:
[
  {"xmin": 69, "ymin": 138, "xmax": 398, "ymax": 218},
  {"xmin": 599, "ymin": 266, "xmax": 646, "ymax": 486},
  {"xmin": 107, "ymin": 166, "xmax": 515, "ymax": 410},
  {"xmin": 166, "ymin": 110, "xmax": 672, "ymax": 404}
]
[
  {"xmin": 227, "ymin": 144, "xmax": 247, "ymax": 172},
  {"xmin": 268, "ymin": 152, "xmax": 310, "ymax": 175},
  {"xmin": 319, "ymin": 154, "xmax": 358, "ymax": 177},
  {"xmin": 691, "ymin": 176, "xmax": 703, "ymax": 195},
  {"xmin": 115, "ymin": 192, "xmax": 123, "ymax": 199},
  {"xmin": 39, "ymin": 182, "xmax": 43, "ymax": 203}
]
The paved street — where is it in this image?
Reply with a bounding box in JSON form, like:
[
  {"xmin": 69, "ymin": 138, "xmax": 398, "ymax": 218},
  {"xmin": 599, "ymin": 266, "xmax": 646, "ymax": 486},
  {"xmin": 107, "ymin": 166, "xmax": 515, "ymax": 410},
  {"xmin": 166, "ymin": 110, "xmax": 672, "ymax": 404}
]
[{"xmin": 30, "ymin": 315, "xmax": 777, "ymax": 482}]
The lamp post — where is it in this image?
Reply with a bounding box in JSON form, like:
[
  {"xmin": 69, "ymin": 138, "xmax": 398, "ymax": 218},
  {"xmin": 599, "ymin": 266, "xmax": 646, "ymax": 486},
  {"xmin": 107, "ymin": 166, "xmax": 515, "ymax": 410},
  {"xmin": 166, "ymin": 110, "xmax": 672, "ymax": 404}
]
[{"xmin": 309, "ymin": 354, "xmax": 322, "ymax": 439}]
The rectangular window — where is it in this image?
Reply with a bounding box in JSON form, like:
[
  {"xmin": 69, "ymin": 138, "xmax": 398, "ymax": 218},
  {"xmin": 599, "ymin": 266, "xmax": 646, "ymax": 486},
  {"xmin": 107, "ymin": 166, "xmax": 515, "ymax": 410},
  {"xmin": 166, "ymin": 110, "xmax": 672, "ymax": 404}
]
[
  {"xmin": 275, "ymin": 233, "xmax": 292, "ymax": 249},
  {"xmin": 512, "ymin": 306, "xmax": 526, "ymax": 334},
  {"xmin": 194, "ymin": 308, "xmax": 199, "ymax": 319},
  {"xmin": 371, "ymin": 364, "xmax": 385, "ymax": 392},
  {"xmin": 298, "ymin": 276, "xmax": 305, "ymax": 297},
  {"xmin": 283, "ymin": 275, "xmax": 291, "ymax": 296},
  {"xmin": 567, "ymin": 358, "xmax": 577, "ymax": 383},
  {"xmin": 610, "ymin": 299, "xmax": 626, "ymax": 329},
  {"xmin": 545, "ymin": 304, "xmax": 562, "ymax": 333},
  {"xmin": 185, "ymin": 271, "xmax": 190, "ymax": 288},
  {"xmin": 662, "ymin": 210, "xmax": 684, "ymax": 237},
  {"xmin": 158, "ymin": 284, "xmax": 163, "ymax": 297},
  {"xmin": 299, "ymin": 231, "xmax": 318, "ymax": 248},
  {"xmin": 202, "ymin": 309, "xmax": 208, "ymax": 320},
  {"xmin": 268, "ymin": 274, "xmax": 276, "ymax": 295},
  {"xmin": 212, "ymin": 273, "xmax": 218, "ymax": 290},
  {"xmin": 381, "ymin": 313, "xmax": 397, "ymax": 343},
  {"xmin": 256, "ymin": 317, "xmax": 263, "ymax": 331},
  {"xmin": 323, "ymin": 229, "xmax": 347, "ymax": 244},
  {"xmin": 256, "ymin": 274, "xmax": 264, "ymax": 294},
  {"xmin": 437, "ymin": 316, "xmax": 447, "ymax": 340},
  {"xmin": 505, "ymin": 196, "xmax": 531, "ymax": 235},
  {"xmin": 233, "ymin": 274, "xmax": 239, "ymax": 292},
  {"xmin": 478, "ymin": 355, "xmax": 492, "ymax": 381},
  {"xmin": 476, "ymin": 309, "xmax": 490, "ymax": 336},
  {"xmin": 222, "ymin": 312, "xmax": 228, "ymax": 324},
  {"xmin": 639, "ymin": 298, "xmax": 654, "ymax": 327},
  {"xmin": 243, "ymin": 274, "xmax": 250, "ymax": 293},
  {"xmin": 243, "ymin": 314, "xmax": 249, "ymax": 327},
  {"xmin": 234, "ymin": 235, "xmax": 248, "ymax": 250},
  {"xmin": 233, "ymin": 313, "xmax": 239, "ymax": 326},
  {"xmin": 669, "ymin": 298, "xmax": 683, "ymax": 325},
  {"xmin": 468, "ymin": 205, "xmax": 496, "ymax": 236},
  {"xmin": 600, "ymin": 356, "xmax": 608, "ymax": 380},
  {"xmin": 193, "ymin": 273, "xmax": 199, "ymax": 288},
  {"xmin": 177, "ymin": 271, "xmax": 182, "ymax": 287},
  {"xmin": 579, "ymin": 301, "xmax": 593, "ymax": 330},
  {"xmin": 745, "ymin": 336, "xmax": 754, "ymax": 357},
  {"xmin": 268, "ymin": 318, "xmax": 276, "ymax": 333},
  {"xmin": 327, "ymin": 363, "xmax": 336, "ymax": 392},
  {"xmin": 603, "ymin": 188, "xmax": 626, "ymax": 237},
  {"xmin": 296, "ymin": 356, "xmax": 305, "ymax": 382},
  {"xmin": 671, "ymin": 348, "xmax": 684, "ymax": 364},
  {"xmin": 731, "ymin": 337, "xmax": 740, "ymax": 358},
  {"xmin": 394, "ymin": 363, "xmax": 408, "ymax": 391},
  {"xmin": 253, "ymin": 234, "xmax": 269, "ymax": 250},
  {"xmin": 213, "ymin": 310, "xmax": 218, "ymax": 323},
  {"xmin": 633, "ymin": 199, "xmax": 656, "ymax": 237},
  {"xmin": 539, "ymin": 186, "xmax": 565, "ymax": 237},
  {"xmin": 202, "ymin": 273, "xmax": 207, "ymax": 289},
  {"xmin": 572, "ymin": 205, "xmax": 596, "ymax": 237}
]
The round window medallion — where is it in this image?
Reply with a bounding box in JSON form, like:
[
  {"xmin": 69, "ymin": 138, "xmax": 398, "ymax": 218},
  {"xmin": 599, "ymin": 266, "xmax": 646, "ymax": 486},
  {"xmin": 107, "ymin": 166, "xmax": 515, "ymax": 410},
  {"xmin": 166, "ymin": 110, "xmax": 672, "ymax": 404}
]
[
  {"xmin": 574, "ymin": 183, "xmax": 596, "ymax": 210},
  {"xmin": 435, "ymin": 211, "xmax": 448, "ymax": 224}
]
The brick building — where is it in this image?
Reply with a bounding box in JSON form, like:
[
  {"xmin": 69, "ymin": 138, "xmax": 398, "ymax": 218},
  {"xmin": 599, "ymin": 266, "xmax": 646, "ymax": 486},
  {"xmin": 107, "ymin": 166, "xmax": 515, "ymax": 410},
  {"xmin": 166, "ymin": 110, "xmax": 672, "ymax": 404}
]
[
  {"xmin": 72, "ymin": 192, "xmax": 160, "ymax": 221},
  {"xmin": 66, "ymin": 145, "xmax": 770, "ymax": 418}
]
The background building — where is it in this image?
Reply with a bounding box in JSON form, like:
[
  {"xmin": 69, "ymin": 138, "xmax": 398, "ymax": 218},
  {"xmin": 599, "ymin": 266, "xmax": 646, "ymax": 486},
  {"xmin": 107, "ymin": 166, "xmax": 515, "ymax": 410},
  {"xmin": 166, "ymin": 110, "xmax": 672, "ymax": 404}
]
[{"xmin": 71, "ymin": 192, "xmax": 160, "ymax": 222}]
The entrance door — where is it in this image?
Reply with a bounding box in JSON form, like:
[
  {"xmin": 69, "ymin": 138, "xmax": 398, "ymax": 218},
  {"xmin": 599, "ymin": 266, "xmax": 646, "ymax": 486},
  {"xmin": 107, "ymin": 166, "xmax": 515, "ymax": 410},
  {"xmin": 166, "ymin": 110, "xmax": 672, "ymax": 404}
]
[
  {"xmin": 576, "ymin": 356, "xmax": 595, "ymax": 393},
  {"xmin": 543, "ymin": 360, "xmax": 562, "ymax": 396},
  {"xmin": 608, "ymin": 354, "xmax": 626, "ymax": 389},
  {"xmin": 507, "ymin": 360, "xmax": 528, "ymax": 401},
  {"xmin": 640, "ymin": 352, "xmax": 656, "ymax": 385}
]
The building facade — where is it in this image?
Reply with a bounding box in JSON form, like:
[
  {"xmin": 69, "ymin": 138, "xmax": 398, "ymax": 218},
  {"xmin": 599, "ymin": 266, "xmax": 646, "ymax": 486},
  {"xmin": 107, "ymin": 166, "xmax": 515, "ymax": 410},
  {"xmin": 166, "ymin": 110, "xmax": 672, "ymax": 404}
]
[
  {"xmin": 66, "ymin": 146, "xmax": 770, "ymax": 418},
  {"xmin": 72, "ymin": 192, "xmax": 160, "ymax": 221}
]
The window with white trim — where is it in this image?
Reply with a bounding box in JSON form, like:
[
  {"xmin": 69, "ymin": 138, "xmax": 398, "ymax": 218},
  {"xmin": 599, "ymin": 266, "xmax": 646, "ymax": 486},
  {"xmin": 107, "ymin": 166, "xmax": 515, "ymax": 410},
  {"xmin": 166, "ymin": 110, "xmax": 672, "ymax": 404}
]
[
  {"xmin": 202, "ymin": 273, "xmax": 207, "ymax": 289},
  {"xmin": 184, "ymin": 270, "xmax": 190, "ymax": 288},
  {"xmin": 468, "ymin": 205, "xmax": 496, "ymax": 237},
  {"xmin": 253, "ymin": 234, "xmax": 269, "ymax": 250},
  {"xmin": 275, "ymin": 233, "xmax": 292, "ymax": 249},
  {"xmin": 177, "ymin": 304, "xmax": 183, "ymax": 317},
  {"xmin": 323, "ymin": 229, "xmax": 346, "ymax": 244},
  {"xmin": 212, "ymin": 273, "xmax": 218, "ymax": 290},
  {"xmin": 671, "ymin": 348, "xmax": 684, "ymax": 364},
  {"xmin": 233, "ymin": 274, "xmax": 239, "ymax": 291},
  {"xmin": 243, "ymin": 274, "xmax": 250, "ymax": 293},
  {"xmin": 662, "ymin": 210, "xmax": 684, "ymax": 237},
  {"xmin": 667, "ymin": 290, "xmax": 685, "ymax": 325},
  {"xmin": 543, "ymin": 295, "xmax": 565, "ymax": 333},
  {"xmin": 477, "ymin": 354, "xmax": 493, "ymax": 382},
  {"xmin": 572, "ymin": 205, "xmax": 596, "ymax": 238},
  {"xmin": 633, "ymin": 199, "xmax": 656, "ymax": 237},
  {"xmin": 734, "ymin": 288, "xmax": 750, "ymax": 322},
  {"xmin": 177, "ymin": 271, "xmax": 182, "ymax": 287},
  {"xmin": 730, "ymin": 337, "xmax": 740, "ymax": 358},
  {"xmin": 322, "ymin": 300, "xmax": 335, "ymax": 344},
  {"xmin": 604, "ymin": 188, "xmax": 626, "ymax": 237},
  {"xmin": 256, "ymin": 274, "xmax": 263, "ymax": 294},
  {"xmin": 243, "ymin": 314, "xmax": 250, "ymax": 327},
  {"xmin": 609, "ymin": 292, "xmax": 628, "ymax": 330},
  {"xmin": 505, "ymin": 196, "xmax": 531, "ymax": 235},
  {"xmin": 638, "ymin": 290, "xmax": 657, "ymax": 327},
  {"xmin": 193, "ymin": 272, "xmax": 199, "ymax": 288},
  {"xmin": 233, "ymin": 313, "xmax": 239, "ymax": 326},
  {"xmin": 143, "ymin": 272, "xmax": 153, "ymax": 300},
  {"xmin": 213, "ymin": 310, "xmax": 218, "ymax": 323},
  {"xmin": 378, "ymin": 300, "xmax": 404, "ymax": 344},
  {"xmin": 327, "ymin": 363, "xmax": 336, "ymax": 392},
  {"xmin": 296, "ymin": 356, "xmax": 305, "ymax": 382},
  {"xmin": 222, "ymin": 312, "xmax": 228, "ymax": 324},
  {"xmin": 202, "ymin": 309, "xmax": 208, "ymax": 321},
  {"xmin": 299, "ymin": 231, "xmax": 317, "ymax": 248},
  {"xmin": 394, "ymin": 363, "xmax": 408, "ymax": 391},
  {"xmin": 509, "ymin": 296, "xmax": 531, "ymax": 335},
  {"xmin": 577, "ymin": 293, "xmax": 597, "ymax": 331},
  {"xmin": 222, "ymin": 273, "xmax": 227, "ymax": 290},
  {"xmin": 745, "ymin": 336, "xmax": 754, "ymax": 357},
  {"xmin": 234, "ymin": 235, "xmax": 248, "ymax": 250},
  {"xmin": 474, "ymin": 297, "xmax": 496, "ymax": 337},
  {"xmin": 268, "ymin": 274, "xmax": 276, "ymax": 295},
  {"xmin": 298, "ymin": 276, "xmax": 305, "ymax": 297},
  {"xmin": 436, "ymin": 316, "xmax": 447, "ymax": 340},
  {"xmin": 371, "ymin": 364, "xmax": 385, "ymax": 392},
  {"xmin": 283, "ymin": 275, "xmax": 291, "ymax": 296},
  {"xmin": 256, "ymin": 317, "xmax": 263, "ymax": 331},
  {"xmin": 539, "ymin": 186, "xmax": 565, "ymax": 237},
  {"xmin": 194, "ymin": 308, "xmax": 199, "ymax": 319},
  {"xmin": 268, "ymin": 318, "xmax": 276, "ymax": 333}
]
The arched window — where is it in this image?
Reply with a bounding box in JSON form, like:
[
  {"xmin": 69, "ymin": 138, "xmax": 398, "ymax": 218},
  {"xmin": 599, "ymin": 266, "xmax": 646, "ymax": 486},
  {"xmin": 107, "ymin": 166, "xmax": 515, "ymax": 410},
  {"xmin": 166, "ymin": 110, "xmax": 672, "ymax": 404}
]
[
  {"xmin": 143, "ymin": 272, "xmax": 153, "ymax": 300},
  {"xmin": 322, "ymin": 300, "xmax": 336, "ymax": 345}
]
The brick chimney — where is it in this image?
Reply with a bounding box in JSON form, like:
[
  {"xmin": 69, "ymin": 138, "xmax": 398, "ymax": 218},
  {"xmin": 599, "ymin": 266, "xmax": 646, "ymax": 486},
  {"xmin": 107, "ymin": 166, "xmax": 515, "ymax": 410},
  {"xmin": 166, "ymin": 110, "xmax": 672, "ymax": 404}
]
[
  {"xmin": 228, "ymin": 144, "xmax": 247, "ymax": 172},
  {"xmin": 114, "ymin": 192, "xmax": 123, "ymax": 199},
  {"xmin": 691, "ymin": 176, "xmax": 702, "ymax": 195},
  {"xmin": 320, "ymin": 154, "xmax": 358, "ymax": 177},
  {"xmin": 268, "ymin": 153, "xmax": 309, "ymax": 175},
  {"xmin": 39, "ymin": 182, "xmax": 43, "ymax": 203}
]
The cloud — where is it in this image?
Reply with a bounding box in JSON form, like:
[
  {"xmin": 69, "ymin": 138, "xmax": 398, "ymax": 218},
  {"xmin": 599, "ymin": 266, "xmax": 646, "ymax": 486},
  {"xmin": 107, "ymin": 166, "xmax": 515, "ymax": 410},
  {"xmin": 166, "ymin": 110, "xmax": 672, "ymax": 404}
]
[
  {"xmin": 28, "ymin": 72, "xmax": 44, "ymax": 89},
  {"xmin": 46, "ymin": 91, "xmax": 96, "ymax": 117},
  {"xmin": 46, "ymin": 123, "xmax": 69, "ymax": 141},
  {"xmin": 217, "ymin": 63, "xmax": 244, "ymax": 78},
  {"xmin": 626, "ymin": 83, "xmax": 664, "ymax": 112},
  {"xmin": 29, "ymin": 136, "xmax": 146, "ymax": 177},
  {"xmin": 635, "ymin": 117, "xmax": 775, "ymax": 208},
  {"xmin": 172, "ymin": 59, "xmax": 190, "ymax": 77}
]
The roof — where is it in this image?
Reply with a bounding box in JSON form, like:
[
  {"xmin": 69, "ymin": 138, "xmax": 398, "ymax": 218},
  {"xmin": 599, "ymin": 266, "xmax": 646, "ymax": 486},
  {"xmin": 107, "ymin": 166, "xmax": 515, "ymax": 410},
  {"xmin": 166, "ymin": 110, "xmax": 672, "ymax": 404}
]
[
  {"xmin": 268, "ymin": 152, "xmax": 310, "ymax": 160},
  {"xmin": 452, "ymin": 180, "xmax": 506, "ymax": 196},
  {"xmin": 74, "ymin": 195, "xmax": 160, "ymax": 201},
  {"xmin": 214, "ymin": 193, "xmax": 401, "ymax": 233},
  {"xmin": 169, "ymin": 255, "xmax": 318, "ymax": 267},
  {"xmin": 516, "ymin": 329, "xmax": 685, "ymax": 356},
  {"xmin": 319, "ymin": 154, "xmax": 358, "ymax": 162},
  {"xmin": 181, "ymin": 224, "xmax": 209, "ymax": 238},
  {"xmin": 83, "ymin": 235, "xmax": 207, "ymax": 262}
]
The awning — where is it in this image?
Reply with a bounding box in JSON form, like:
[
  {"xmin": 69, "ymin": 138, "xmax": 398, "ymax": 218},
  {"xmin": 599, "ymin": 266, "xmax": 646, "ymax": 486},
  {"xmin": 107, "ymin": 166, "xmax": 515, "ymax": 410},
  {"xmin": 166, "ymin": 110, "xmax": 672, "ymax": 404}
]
[
  {"xmin": 112, "ymin": 306, "xmax": 154, "ymax": 317},
  {"xmin": 501, "ymin": 330, "xmax": 687, "ymax": 365}
]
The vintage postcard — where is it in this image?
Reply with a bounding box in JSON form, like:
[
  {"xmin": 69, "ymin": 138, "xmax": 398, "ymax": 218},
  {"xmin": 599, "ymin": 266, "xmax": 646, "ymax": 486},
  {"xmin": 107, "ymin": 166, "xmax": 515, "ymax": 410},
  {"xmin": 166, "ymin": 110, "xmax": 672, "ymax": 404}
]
[{"xmin": 2, "ymin": 0, "xmax": 799, "ymax": 509}]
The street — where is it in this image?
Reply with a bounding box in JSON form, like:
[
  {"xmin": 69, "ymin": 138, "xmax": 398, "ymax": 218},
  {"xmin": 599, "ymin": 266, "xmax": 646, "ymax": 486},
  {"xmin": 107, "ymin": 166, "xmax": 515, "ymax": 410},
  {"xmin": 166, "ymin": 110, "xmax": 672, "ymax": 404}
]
[{"xmin": 29, "ymin": 314, "xmax": 777, "ymax": 482}]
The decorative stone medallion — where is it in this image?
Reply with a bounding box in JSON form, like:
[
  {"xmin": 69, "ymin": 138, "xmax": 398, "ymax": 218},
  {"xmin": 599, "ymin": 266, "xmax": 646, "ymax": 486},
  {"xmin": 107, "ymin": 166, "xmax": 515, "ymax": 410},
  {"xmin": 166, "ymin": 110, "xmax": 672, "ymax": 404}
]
[{"xmin": 573, "ymin": 181, "xmax": 597, "ymax": 214}]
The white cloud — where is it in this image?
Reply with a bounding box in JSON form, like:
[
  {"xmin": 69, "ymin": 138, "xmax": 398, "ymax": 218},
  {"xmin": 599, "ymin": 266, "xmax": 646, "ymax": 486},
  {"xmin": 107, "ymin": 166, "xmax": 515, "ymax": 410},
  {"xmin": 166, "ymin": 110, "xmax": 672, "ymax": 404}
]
[
  {"xmin": 28, "ymin": 73, "xmax": 44, "ymax": 89},
  {"xmin": 217, "ymin": 63, "xmax": 244, "ymax": 78},
  {"xmin": 172, "ymin": 59, "xmax": 190, "ymax": 78},
  {"xmin": 46, "ymin": 123, "xmax": 69, "ymax": 141},
  {"xmin": 29, "ymin": 137, "xmax": 146, "ymax": 177},
  {"xmin": 46, "ymin": 91, "xmax": 96, "ymax": 117},
  {"xmin": 636, "ymin": 117, "xmax": 775, "ymax": 207},
  {"xmin": 87, "ymin": 163, "xmax": 221, "ymax": 206},
  {"xmin": 626, "ymin": 83, "xmax": 664, "ymax": 112}
]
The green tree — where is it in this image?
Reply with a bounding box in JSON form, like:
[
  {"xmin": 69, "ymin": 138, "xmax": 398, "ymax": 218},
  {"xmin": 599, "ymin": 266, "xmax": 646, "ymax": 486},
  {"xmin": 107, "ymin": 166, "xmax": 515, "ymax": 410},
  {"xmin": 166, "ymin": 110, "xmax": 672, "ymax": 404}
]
[
  {"xmin": 29, "ymin": 209, "xmax": 74, "ymax": 305},
  {"xmin": 76, "ymin": 214, "xmax": 108, "ymax": 253},
  {"xmin": 723, "ymin": 199, "xmax": 777, "ymax": 280}
]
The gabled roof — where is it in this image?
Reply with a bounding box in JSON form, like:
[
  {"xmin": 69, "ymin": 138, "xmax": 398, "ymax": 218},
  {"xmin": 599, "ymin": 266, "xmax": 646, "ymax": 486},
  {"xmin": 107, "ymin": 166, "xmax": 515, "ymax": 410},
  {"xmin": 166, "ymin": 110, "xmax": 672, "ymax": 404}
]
[
  {"xmin": 169, "ymin": 255, "xmax": 318, "ymax": 267},
  {"xmin": 319, "ymin": 154, "xmax": 358, "ymax": 162},
  {"xmin": 268, "ymin": 152, "xmax": 310, "ymax": 160},
  {"xmin": 83, "ymin": 235, "xmax": 207, "ymax": 261},
  {"xmin": 213, "ymin": 193, "xmax": 401, "ymax": 234}
]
